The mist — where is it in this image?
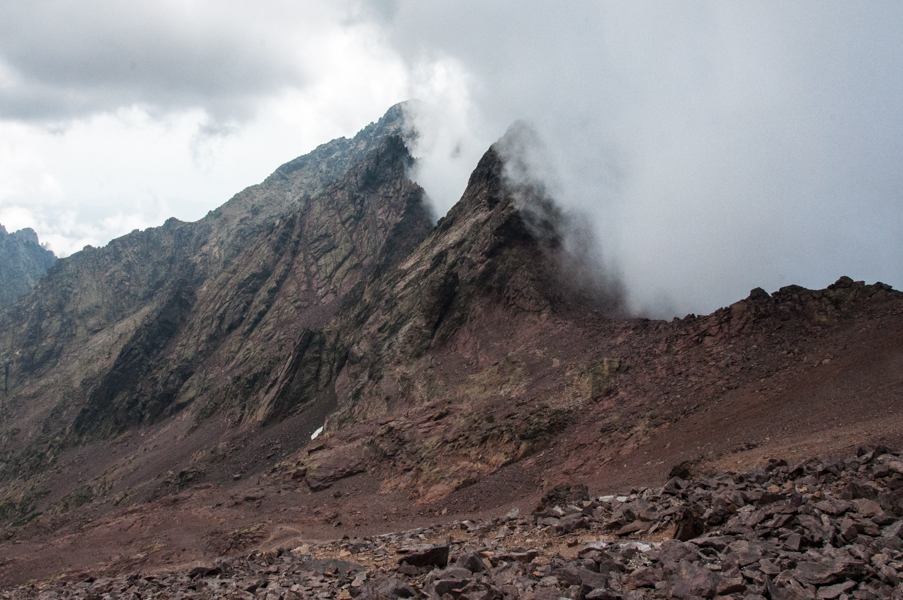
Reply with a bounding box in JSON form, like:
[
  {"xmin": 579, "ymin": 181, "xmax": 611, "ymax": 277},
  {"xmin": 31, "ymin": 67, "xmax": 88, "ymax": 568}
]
[
  {"xmin": 1, "ymin": 1, "xmax": 901, "ymax": 316},
  {"xmin": 378, "ymin": 1, "xmax": 903, "ymax": 316}
]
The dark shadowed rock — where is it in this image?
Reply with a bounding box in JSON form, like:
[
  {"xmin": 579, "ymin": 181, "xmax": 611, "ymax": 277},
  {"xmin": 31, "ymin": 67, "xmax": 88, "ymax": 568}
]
[
  {"xmin": 399, "ymin": 545, "xmax": 450, "ymax": 568},
  {"xmin": 459, "ymin": 552, "xmax": 490, "ymax": 573},
  {"xmin": 536, "ymin": 484, "xmax": 590, "ymax": 513},
  {"xmin": 673, "ymin": 506, "xmax": 705, "ymax": 541}
]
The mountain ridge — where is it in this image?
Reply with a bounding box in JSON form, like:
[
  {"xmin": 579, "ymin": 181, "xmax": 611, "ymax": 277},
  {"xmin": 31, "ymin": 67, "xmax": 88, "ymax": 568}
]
[{"xmin": 0, "ymin": 105, "xmax": 900, "ymax": 587}]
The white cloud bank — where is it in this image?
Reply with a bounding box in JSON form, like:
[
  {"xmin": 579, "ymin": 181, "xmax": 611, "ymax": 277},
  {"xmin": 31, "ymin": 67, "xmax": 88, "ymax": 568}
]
[
  {"xmin": 1, "ymin": 1, "xmax": 901, "ymax": 316},
  {"xmin": 373, "ymin": 1, "xmax": 903, "ymax": 315}
]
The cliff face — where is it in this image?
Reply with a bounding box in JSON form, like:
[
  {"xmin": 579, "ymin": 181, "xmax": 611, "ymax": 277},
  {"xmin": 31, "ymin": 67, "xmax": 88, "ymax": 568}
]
[
  {"xmin": 0, "ymin": 226, "xmax": 56, "ymax": 307},
  {"xmin": 0, "ymin": 105, "xmax": 429, "ymax": 478}
]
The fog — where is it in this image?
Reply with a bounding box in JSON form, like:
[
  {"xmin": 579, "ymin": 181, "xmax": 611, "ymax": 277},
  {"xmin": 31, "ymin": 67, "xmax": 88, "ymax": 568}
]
[
  {"xmin": 1, "ymin": 2, "xmax": 901, "ymax": 316},
  {"xmin": 376, "ymin": 1, "xmax": 903, "ymax": 315}
]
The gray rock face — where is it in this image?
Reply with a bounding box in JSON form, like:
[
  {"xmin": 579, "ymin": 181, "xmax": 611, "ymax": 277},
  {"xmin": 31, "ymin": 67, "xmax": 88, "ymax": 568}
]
[{"xmin": 0, "ymin": 225, "xmax": 56, "ymax": 307}]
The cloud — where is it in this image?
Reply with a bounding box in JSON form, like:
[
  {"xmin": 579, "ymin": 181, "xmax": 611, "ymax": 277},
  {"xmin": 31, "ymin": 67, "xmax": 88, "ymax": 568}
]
[
  {"xmin": 2, "ymin": 1, "xmax": 901, "ymax": 318},
  {"xmin": 0, "ymin": 1, "xmax": 353, "ymax": 124},
  {"xmin": 368, "ymin": 1, "xmax": 903, "ymax": 315},
  {"xmin": 0, "ymin": 1, "xmax": 411, "ymax": 257}
]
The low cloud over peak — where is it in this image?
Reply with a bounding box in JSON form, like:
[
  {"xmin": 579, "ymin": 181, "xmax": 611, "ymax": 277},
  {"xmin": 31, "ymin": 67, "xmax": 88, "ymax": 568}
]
[
  {"xmin": 1, "ymin": 1, "xmax": 900, "ymax": 316},
  {"xmin": 383, "ymin": 1, "xmax": 903, "ymax": 315}
]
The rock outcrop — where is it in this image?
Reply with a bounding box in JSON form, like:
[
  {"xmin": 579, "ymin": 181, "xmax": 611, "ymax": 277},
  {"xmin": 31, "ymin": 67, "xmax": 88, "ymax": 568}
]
[{"xmin": 0, "ymin": 225, "xmax": 56, "ymax": 307}]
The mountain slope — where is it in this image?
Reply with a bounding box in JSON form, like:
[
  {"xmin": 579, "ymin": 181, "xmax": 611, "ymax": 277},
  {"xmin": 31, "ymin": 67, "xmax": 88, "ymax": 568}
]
[
  {"xmin": 270, "ymin": 134, "xmax": 903, "ymax": 503},
  {"xmin": 0, "ymin": 226, "xmax": 56, "ymax": 307},
  {"xmin": 0, "ymin": 107, "xmax": 901, "ymax": 587},
  {"xmin": 0, "ymin": 106, "xmax": 428, "ymax": 485}
]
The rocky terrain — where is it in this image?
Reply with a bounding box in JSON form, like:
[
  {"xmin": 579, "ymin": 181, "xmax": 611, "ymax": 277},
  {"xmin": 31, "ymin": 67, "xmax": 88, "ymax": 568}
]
[
  {"xmin": 0, "ymin": 225, "xmax": 56, "ymax": 307},
  {"xmin": 5, "ymin": 445, "xmax": 903, "ymax": 599},
  {"xmin": 0, "ymin": 103, "xmax": 901, "ymax": 590}
]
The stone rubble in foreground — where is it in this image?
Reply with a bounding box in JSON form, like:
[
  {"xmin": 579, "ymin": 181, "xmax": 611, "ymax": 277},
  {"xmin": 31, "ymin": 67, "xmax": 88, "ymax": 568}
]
[{"xmin": 7, "ymin": 447, "xmax": 903, "ymax": 599}]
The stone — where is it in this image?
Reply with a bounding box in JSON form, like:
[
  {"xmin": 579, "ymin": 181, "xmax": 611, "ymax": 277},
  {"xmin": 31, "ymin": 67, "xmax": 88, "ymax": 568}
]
[
  {"xmin": 667, "ymin": 560, "xmax": 720, "ymax": 599},
  {"xmin": 621, "ymin": 567, "xmax": 658, "ymax": 589},
  {"xmin": 716, "ymin": 577, "xmax": 746, "ymax": 595},
  {"xmin": 187, "ymin": 566, "xmax": 220, "ymax": 579},
  {"xmin": 434, "ymin": 579, "xmax": 472, "ymax": 595},
  {"xmin": 375, "ymin": 577, "xmax": 416, "ymax": 598},
  {"xmin": 785, "ymin": 532, "xmax": 803, "ymax": 551},
  {"xmin": 673, "ymin": 507, "xmax": 705, "ymax": 541},
  {"xmin": 816, "ymin": 580, "xmax": 856, "ymax": 600},
  {"xmin": 884, "ymin": 520, "xmax": 903, "ymax": 538},
  {"xmin": 459, "ymin": 552, "xmax": 490, "ymax": 573},
  {"xmin": 853, "ymin": 498, "xmax": 883, "ymax": 518},
  {"xmin": 793, "ymin": 561, "xmax": 850, "ymax": 587},
  {"xmin": 399, "ymin": 545, "xmax": 450, "ymax": 568}
]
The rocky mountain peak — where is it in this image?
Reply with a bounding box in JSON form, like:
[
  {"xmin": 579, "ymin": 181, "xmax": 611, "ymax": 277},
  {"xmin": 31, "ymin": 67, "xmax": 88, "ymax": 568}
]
[
  {"xmin": 0, "ymin": 224, "xmax": 56, "ymax": 307},
  {"xmin": 9, "ymin": 228, "xmax": 39, "ymax": 246}
]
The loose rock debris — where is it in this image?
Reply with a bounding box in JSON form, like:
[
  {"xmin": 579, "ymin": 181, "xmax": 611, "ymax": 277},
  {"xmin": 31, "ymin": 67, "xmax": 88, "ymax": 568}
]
[{"xmin": 6, "ymin": 446, "xmax": 903, "ymax": 599}]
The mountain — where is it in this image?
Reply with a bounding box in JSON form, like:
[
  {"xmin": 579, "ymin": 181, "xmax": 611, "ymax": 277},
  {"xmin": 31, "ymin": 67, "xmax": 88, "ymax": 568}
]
[
  {"xmin": 0, "ymin": 225, "xmax": 56, "ymax": 307},
  {"xmin": 0, "ymin": 105, "xmax": 901, "ymax": 586},
  {"xmin": 0, "ymin": 104, "xmax": 427, "ymax": 476}
]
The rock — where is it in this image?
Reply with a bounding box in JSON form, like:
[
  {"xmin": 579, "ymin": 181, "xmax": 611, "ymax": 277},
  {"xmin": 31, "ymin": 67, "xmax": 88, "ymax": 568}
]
[
  {"xmin": 621, "ymin": 567, "xmax": 658, "ymax": 589},
  {"xmin": 375, "ymin": 577, "xmax": 416, "ymax": 598},
  {"xmin": 853, "ymin": 498, "xmax": 883, "ymax": 518},
  {"xmin": 667, "ymin": 560, "xmax": 720, "ymax": 599},
  {"xmin": 668, "ymin": 461, "xmax": 694, "ymax": 480},
  {"xmin": 535, "ymin": 484, "xmax": 589, "ymax": 512},
  {"xmin": 305, "ymin": 446, "xmax": 369, "ymax": 491},
  {"xmin": 434, "ymin": 578, "xmax": 471, "ymax": 595},
  {"xmin": 673, "ymin": 507, "xmax": 705, "ymax": 541},
  {"xmin": 716, "ymin": 577, "xmax": 746, "ymax": 595},
  {"xmin": 397, "ymin": 563, "xmax": 421, "ymax": 576},
  {"xmin": 883, "ymin": 520, "xmax": 903, "ymax": 538},
  {"xmin": 615, "ymin": 520, "xmax": 651, "ymax": 536},
  {"xmin": 11, "ymin": 447, "xmax": 903, "ymax": 600},
  {"xmin": 816, "ymin": 580, "xmax": 856, "ymax": 599},
  {"xmin": 784, "ymin": 532, "xmax": 803, "ymax": 551},
  {"xmin": 0, "ymin": 225, "xmax": 56, "ymax": 307},
  {"xmin": 399, "ymin": 545, "xmax": 450, "ymax": 568},
  {"xmin": 459, "ymin": 552, "xmax": 490, "ymax": 573},
  {"xmin": 187, "ymin": 565, "xmax": 220, "ymax": 579},
  {"xmin": 497, "ymin": 551, "xmax": 539, "ymax": 563},
  {"xmin": 793, "ymin": 561, "xmax": 851, "ymax": 587},
  {"xmin": 437, "ymin": 566, "xmax": 474, "ymax": 580}
]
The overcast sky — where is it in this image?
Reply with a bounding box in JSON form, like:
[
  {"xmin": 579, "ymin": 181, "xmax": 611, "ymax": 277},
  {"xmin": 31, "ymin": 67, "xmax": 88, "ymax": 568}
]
[{"xmin": 1, "ymin": 1, "xmax": 901, "ymax": 316}]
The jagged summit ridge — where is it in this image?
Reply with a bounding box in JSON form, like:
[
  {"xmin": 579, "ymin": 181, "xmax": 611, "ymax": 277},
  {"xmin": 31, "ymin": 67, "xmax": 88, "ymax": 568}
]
[{"xmin": 0, "ymin": 224, "xmax": 56, "ymax": 308}]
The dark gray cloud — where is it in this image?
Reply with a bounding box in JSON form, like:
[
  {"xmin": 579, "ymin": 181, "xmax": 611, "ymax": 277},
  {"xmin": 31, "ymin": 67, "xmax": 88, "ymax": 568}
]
[
  {"xmin": 370, "ymin": 1, "xmax": 903, "ymax": 315},
  {"xmin": 0, "ymin": 1, "xmax": 311, "ymax": 123}
]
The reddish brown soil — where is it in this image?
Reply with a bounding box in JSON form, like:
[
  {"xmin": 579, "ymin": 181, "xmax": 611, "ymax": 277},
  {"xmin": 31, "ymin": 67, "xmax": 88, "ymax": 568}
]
[{"xmin": 0, "ymin": 284, "xmax": 901, "ymax": 589}]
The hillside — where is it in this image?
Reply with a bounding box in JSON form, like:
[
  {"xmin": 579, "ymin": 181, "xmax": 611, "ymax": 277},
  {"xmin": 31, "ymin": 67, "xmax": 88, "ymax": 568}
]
[{"xmin": 0, "ymin": 105, "xmax": 900, "ymax": 588}]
